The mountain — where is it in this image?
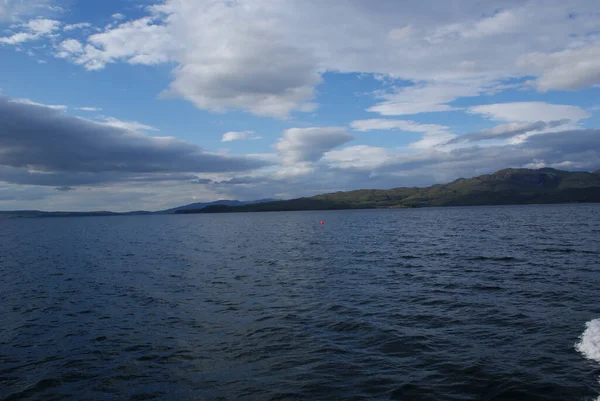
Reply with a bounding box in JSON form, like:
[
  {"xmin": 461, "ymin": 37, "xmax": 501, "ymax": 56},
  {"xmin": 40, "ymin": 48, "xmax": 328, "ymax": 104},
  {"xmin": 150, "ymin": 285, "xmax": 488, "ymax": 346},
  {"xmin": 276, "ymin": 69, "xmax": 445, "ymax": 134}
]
[
  {"xmin": 180, "ymin": 168, "xmax": 600, "ymax": 213},
  {"xmin": 2, "ymin": 169, "xmax": 599, "ymax": 218},
  {"xmin": 158, "ymin": 200, "xmax": 245, "ymax": 214},
  {"xmin": 157, "ymin": 198, "xmax": 276, "ymax": 214},
  {"xmin": 0, "ymin": 199, "xmax": 276, "ymax": 218},
  {"xmin": 0, "ymin": 210, "xmax": 121, "ymax": 219}
]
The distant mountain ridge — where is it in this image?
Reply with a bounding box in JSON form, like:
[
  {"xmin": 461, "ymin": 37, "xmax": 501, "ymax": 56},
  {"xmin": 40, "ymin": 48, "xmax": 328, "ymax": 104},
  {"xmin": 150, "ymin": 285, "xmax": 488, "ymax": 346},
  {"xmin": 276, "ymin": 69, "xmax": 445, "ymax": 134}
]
[
  {"xmin": 158, "ymin": 199, "xmax": 275, "ymax": 214},
  {"xmin": 180, "ymin": 168, "xmax": 600, "ymax": 213},
  {"xmin": 0, "ymin": 199, "xmax": 276, "ymax": 218},
  {"xmin": 2, "ymin": 169, "xmax": 600, "ymax": 218}
]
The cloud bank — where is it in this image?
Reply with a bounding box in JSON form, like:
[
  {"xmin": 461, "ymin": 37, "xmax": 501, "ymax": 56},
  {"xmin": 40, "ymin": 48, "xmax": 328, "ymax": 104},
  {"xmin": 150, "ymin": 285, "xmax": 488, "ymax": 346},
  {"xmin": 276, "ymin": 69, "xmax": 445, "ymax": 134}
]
[{"xmin": 0, "ymin": 96, "xmax": 269, "ymax": 186}]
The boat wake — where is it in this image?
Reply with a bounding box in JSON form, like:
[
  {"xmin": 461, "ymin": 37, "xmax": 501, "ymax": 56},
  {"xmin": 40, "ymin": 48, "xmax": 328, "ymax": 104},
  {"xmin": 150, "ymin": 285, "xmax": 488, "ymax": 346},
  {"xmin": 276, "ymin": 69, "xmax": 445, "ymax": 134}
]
[{"xmin": 576, "ymin": 318, "xmax": 600, "ymax": 400}]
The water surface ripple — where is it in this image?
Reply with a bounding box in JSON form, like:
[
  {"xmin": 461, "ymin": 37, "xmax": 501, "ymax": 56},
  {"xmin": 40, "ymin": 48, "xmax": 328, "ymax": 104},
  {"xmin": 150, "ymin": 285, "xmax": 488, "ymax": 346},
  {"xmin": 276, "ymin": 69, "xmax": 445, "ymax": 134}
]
[{"xmin": 1, "ymin": 204, "xmax": 600, "ymax": 400}]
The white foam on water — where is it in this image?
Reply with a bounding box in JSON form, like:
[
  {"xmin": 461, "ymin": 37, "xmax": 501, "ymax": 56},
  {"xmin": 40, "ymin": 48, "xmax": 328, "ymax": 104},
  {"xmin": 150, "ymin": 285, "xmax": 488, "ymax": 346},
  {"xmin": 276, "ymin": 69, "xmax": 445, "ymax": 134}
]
[
  {"xmin": 576, "ymin": 319, "xmax": 600, "ymax": 363},
  {"xmin": 576, "ymin": 319, "xmax": 600, "ymax": 401}
]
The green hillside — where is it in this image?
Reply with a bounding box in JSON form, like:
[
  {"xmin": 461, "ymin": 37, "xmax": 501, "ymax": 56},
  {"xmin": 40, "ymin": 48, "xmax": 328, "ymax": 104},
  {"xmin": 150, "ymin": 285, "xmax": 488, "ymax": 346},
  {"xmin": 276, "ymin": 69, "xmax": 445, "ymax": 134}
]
[{"xmin": 181, "ymin": 168, "xmax": 600, "ymax": 213}]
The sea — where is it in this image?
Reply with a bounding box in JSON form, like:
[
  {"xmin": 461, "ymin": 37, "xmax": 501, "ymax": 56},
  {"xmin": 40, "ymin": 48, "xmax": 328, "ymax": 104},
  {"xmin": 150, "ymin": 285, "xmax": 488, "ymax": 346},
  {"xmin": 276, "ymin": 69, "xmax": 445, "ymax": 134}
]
[{"xmin": 1, "ymin": 204, "xmax": 600, "ymax": 401}]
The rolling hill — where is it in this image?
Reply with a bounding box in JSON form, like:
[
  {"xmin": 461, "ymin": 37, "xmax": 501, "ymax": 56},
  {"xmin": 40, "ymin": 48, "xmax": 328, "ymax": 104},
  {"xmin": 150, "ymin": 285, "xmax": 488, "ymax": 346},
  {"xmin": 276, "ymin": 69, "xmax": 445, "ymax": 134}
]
[
  {"xmin": 180, "ymin": 168, "xmax": 600, "ymax": 213},
  {"xmin": 3, "ymin": 169, "xmax": 599, "ymax": 218},
  {"xmin": 157, "ymin": 199, "xmax": 275, "ymax": 214}
]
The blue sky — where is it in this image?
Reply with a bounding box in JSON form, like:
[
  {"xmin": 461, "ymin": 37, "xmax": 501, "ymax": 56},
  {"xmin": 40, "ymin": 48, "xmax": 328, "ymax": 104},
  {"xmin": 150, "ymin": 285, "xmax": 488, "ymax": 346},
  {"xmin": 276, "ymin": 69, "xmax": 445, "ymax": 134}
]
[{"xmin": 0, "ymin": 0, "xmax": 599, "ymax": 211}]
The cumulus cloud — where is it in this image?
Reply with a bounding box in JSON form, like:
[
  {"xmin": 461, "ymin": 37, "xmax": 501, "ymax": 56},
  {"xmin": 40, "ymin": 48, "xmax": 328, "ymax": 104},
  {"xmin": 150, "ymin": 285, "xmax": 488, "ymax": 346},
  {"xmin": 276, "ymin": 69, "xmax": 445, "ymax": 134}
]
[
  {"xmin": 55, "ymin": 38, "xmax": 83, "ymax": 58},
  {"xmin": 57, "ymin": 17, "xmax": 174, "ymax": 70},
  {"xmin": 0, "ymin": 0, "xmax": 53, "ymax": 22},
  {"xmin": 210, "ymin": 125, "xmax": 600, "ymax": 204},
  {"xmin": 274, "ymin": 127, "xmax": 355, "ymax": 164},
  {"xmin": 26, "ymin": 18, "xmax": 59, "ymax": 34},
  {"xmin": 221, "ymin": 131, "xmax": 261, "ymax": 142},
  {"xmin": 468, "ymin": 102, "xmax": 591, "ymax": 122},
  {"xmin": 461, "ymin": 9, "xmax": 523, "ymax": 39},
  {"xmin": 111, "ymin": 13, "xmax": 125, "ymax": 20},
  {"xmin": 452, "ymin": 131, "xmax": 594, "ymax": 168},
  {"xmin": 16, "ymin": 124, "xmax": 591, "ymax": 211},
  {"xmin": 0, "ymin": 95, "xmax": 269, "ymax": 186},
  {"xmin": 290, "ymin": 127, "xmax": 599, "ymax": 190},
  {"xmin": 208, "ymin": 127, "xmax": 600, "ymax": 202},
  {"xmin": 0, "ymin": 18, "xmax": 60, "ymax": 44},
  {"xmin": 519, "ymin": 44, "xmax": 600, "ymax": 91},
  {"xmin": 3, "ymin": 2, "xmax": 600, "ymax": 210},
  {"xmin": 361, "ymin": 128, "xmax": 600, "ymax": 185},
  {"xmin": 57, "ymin": 1, "xmax": 323, "ymax": 117},
  {"xmin": 46, "ymin": 1, "xmax": 600, "ymax": 118}
]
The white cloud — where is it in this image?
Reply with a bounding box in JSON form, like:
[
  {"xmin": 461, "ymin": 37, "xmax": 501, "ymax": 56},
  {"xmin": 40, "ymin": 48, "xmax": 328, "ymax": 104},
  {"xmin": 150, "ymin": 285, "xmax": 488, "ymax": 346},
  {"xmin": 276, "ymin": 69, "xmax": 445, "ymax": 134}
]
[
  {"xmin": 3, "ymin": 94, "xmax": 600, "ymax": 210},
  {"xmin": 55, "ymin": 38, "xmax": 83, "ymax": 58},
  {"xmin": 63, "ymin": 22, "xmax": 92, "ymax": 31},
  {"xmin": 461, "ymin": 10, "xmax": 523, "ymax": 39},
  {"xmin": 44, "ymin": 1, "xmax": 600, "ymax": 119},
  {"xmin": 0, "ymin": 180, "xmax": 232, "ymax": 213},
  {"xmin": 409, "ymin": 133, "xmax": 456, "ymax": 150},
  {"xmin": 9, "ymin": 98, "xmax": 67, "ymax": 111},
  {"xmin": 221, "ymin": 131, "xmax": 261, "ymax": 142},
  {"xmin": 373, "ymin": 128, "xmax": 600, "ymax": 178},
  {"xmin": 3, "ymin": 2, "xmax": 600, "ymax": 211},
  {"xmin": 351, "ymin": 118, "xmax": 448, "ymax": 134},
  {"xmin": 518, "ymin": 44, "xmax": 600, "ymax": 91},
  {"xmin": 76, "ymin": 107, "xmax": 102, "ymax": 111},
  {"xmin": 0, "ymin": 18, "xmax": 60, "ymax": 44},
  {"xmin": 522, "ymin": 159, "xmax": 584, "ymax": 170},
  {"xmin": 0, "ymin": 32, "xmax": 38, "ymax": 44},
  {"xmin": 447, "ymin": 120, "xmax": 572, "ymax": 145},
  {"xmin": 112, "ymin": 13, "xmax": 125, "ymax": 20},
  {"xmin": 272, "ymin": 163, "xmax": 316, "ymax": 179},
  {"xmin": 213, "ymin": 128, "xmax": 600, "ymax": 203},
  {"xmin": 367, "ymin": 82, "xmax": 482, "ymax": 116},
  {"xmin": 27, "ymin": 18, "xmax": 60, "ymax": 34},
  {"xmin": 350, "ymin": 118, "xmax": 455, "ymax": 149},
  {"xmin": 100, "ymin": 117, "xmax": 158, "ymax": 132},
  {"xmin": 0, "ymin": 0, "xmax": 53, "ymax": 22},
  {"xmin": 388, "ymin": 25, "xmax": 413, "ymax": 41},
  {"xmin": 56, "ymin": 17, "xmax": 173, "ymax": 70},
  {"xmin": 324, "ymin": 145, "xmax": 391, "ymax": 169},
  {"xmin": 274, "ymin": 127, "xmax": 355, "ymax": 164},
  {"xmin": 468, "ymin": 102, "xmax": 591, "ymax": 122}
]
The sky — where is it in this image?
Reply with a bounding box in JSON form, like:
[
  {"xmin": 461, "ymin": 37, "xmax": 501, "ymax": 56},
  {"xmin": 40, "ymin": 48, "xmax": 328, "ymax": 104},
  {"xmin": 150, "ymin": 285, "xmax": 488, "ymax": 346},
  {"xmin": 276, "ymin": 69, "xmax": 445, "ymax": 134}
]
[{"xmin": 1, "ymin": 0, "xmax": 599, "ymax": 212}]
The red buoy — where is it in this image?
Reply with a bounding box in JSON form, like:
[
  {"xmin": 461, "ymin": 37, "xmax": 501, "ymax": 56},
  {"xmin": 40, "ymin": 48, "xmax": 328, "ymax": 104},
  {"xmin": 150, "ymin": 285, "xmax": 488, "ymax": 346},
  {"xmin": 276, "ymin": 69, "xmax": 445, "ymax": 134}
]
[{"xmin": 320, "ymin": 221, "xmax": 325, "ymax": 225}]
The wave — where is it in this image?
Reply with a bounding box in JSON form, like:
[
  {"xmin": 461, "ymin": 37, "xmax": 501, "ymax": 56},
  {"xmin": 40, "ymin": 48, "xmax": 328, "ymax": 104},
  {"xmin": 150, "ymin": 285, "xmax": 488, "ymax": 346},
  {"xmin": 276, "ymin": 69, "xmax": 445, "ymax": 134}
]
[
  {"xmin": 576, "ymin": 318, "xmax": 600, "ymax": 401},
  {"xmin": 576, "ymin": 319, "xmax": 600, "ymax": 363}
]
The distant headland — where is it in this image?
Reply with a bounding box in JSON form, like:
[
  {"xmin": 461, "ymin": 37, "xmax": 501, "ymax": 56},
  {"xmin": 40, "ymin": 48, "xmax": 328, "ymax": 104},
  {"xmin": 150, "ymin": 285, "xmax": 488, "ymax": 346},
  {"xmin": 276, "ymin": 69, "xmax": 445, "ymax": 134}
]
[{"xmin": 2, "ymin": 168, "xmax": 599, "ymax": 218}]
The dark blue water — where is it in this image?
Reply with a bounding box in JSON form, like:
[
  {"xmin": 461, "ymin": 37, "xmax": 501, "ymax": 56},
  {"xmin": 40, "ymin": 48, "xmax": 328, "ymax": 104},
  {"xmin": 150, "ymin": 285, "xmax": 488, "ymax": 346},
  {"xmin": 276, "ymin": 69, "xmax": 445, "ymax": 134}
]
[{"xmin": 2, "ymin": 204, "xmax": 600, "ymax": 401}]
